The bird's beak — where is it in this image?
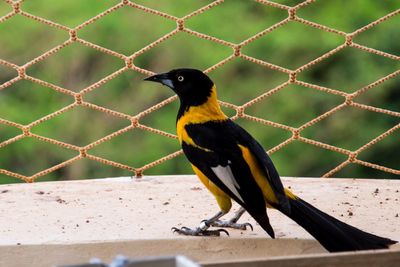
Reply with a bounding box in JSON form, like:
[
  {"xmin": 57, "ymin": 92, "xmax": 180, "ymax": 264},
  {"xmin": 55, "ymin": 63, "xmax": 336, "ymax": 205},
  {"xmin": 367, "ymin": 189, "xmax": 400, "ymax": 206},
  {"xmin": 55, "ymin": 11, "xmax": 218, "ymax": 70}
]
[{"xmin": 144, "ymin": 72, "xmax": 174, "ymax": 89}]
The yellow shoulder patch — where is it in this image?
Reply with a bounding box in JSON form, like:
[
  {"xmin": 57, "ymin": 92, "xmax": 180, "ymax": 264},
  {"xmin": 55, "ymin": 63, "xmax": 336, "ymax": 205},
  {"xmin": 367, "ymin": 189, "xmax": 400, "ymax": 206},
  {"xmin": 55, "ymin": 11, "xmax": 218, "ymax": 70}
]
[
  {"xmin": 238, "ymin": 144, "xmax": 298, "ymax": 205},
  {"xmin": 238, "ymin": 144, "xmax": 279, "ymax": 205}
]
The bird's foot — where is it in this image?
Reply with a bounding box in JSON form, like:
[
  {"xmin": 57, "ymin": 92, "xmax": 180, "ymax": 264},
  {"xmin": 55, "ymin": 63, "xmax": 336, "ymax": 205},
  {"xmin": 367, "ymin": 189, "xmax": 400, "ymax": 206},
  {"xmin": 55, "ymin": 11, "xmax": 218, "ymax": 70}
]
[
  {"xmin": 172, "ymin": 226, "xmax": 229, "ymax": 236},
  {"xmin": 210, "ymin": 220, "xmax": 253, "ymax": 231}
]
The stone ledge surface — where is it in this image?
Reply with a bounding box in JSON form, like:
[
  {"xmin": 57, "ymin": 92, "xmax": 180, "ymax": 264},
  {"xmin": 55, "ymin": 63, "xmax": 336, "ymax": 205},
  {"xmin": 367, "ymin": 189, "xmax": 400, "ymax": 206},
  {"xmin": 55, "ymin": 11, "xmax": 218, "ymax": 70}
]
[{"xmin": 0, "ymin": 176, "xmax": 399, "ymax": 266}]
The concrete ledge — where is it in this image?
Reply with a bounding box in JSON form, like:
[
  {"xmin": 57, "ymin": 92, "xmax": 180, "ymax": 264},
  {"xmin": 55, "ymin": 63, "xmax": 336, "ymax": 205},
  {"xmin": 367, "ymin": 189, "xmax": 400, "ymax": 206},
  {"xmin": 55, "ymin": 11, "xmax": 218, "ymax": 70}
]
[
  {"xmin": 0, "ymin": 176, "xmax": 399, "ymax": 266},
  {"xmin": 206, "ymin": 249, "xmax": 400, "ymax": 267}
]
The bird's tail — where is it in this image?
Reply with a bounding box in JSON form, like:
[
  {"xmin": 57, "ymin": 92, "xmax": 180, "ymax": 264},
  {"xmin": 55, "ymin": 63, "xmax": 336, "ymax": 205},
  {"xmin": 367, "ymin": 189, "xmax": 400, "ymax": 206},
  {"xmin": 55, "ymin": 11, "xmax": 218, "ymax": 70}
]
[{"xmin": 281, "ymin": 196, "xmax": 397, "ymax": 252}]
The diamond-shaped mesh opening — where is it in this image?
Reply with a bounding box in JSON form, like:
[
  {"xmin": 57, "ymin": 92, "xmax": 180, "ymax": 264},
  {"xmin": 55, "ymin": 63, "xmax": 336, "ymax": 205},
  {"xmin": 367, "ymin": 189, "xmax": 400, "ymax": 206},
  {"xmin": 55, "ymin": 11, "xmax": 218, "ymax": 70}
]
[
  {"xmin": 298, "ymin": 47, "xmax": 400, "ymax": 92},
  {"xmin": 31, "ymin": 106, "xmax": 130, "ymax": 146},
  {"xmin": 22, "ymin": 0, "xmax": 120, "ymax": 28},
  {"xmin": 0, "ymin": 124, "xmax": 20, "ymax": 143},
  {"xmin": 270, "ymin": 140, "xmax": 347, "ymax": 177},
  {"xmin": 84, "ymin": 70, "xmax": 173, "ymax": 116},
  {"xmin": 354, "ymin": 14, "xmax": 400, "ymax": 56},
  {"xmin": 140, "ymin": 100, "xmax": 180, "ymax": 134},
  {"xmin": 221, "ymin": 106, "xmax": 236, "ymax": 118},
  {"xmin": 0, "ymin": 80, "xmax": 74, "ymax": 124},
  {"xmin": 0, "ymin": 137, "xmax": 77, "ymax": 176},
  {"xmin": 36, "ymin": 158, "xmax": 132, "ymax": 182},
  {"xmin": 186, "ymin": 0, "xmax": 287, "ymax": 43},
  {"xmin": 245, "ymin": 84, "xmax": 344, "ymax": 128},
  {"xmin": 90, "ymin": 129, "xmax": 179, "ymax": 168},
  {"xmin": 358, "ymin": 130, "xmax": 399, "ymax": 170},
  {"xmin": 334, "ymin": 163, "xmax": 399, "ymax": 179},
  {"xmin": 0, "ymin": 64, "xmax": 17, "ymax": 84},
  {"xmin": 134, "ymin": 0, "xmax": 214, "ymax": 18},
  {"xmin": 242, "ymin": 21, "xmax": 343, "ymax": 69},
  {"xmin": 0, "ymin": 14, "xmax": 68, "ymax": 65},
  {"xmin": 354, "ymin": 75, "xmax": 400, "ymax": 112},
  {"xmin": 297, "ymin": 1, "xmax": 399, "ymax": 33},
  {"xmin": 27, "ymin": 42, "xmax": 125, "ymax": 92},
  {"xmin": 134, "ymin": 31, "xmax": 232, "ymax": 72},
  {"xmin": 79, "ymin": 6, "xmax": 176, "ymax": 55},
  {"xmin": 302, "ymin": 107, "xmax": 400, "ymax": 151},
  {"xmin": 210, "ymin": 58, "xmax": 288, "ymax": 105}
]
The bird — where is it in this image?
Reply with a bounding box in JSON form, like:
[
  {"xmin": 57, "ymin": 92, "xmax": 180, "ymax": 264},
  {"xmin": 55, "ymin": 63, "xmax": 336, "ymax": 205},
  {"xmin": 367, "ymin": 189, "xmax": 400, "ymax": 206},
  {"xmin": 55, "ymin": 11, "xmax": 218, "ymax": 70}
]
[{"xmin": 144, "ymin": 68, "xmax": 397, "ymax": 252}]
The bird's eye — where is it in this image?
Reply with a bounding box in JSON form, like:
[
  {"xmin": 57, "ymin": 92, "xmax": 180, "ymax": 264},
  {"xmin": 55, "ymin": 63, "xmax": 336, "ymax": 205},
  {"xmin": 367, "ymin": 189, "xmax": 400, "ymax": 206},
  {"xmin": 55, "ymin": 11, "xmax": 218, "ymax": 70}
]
[{"xmin": 177, "ymin": 76, "xmax": 184, "ymax": 82}]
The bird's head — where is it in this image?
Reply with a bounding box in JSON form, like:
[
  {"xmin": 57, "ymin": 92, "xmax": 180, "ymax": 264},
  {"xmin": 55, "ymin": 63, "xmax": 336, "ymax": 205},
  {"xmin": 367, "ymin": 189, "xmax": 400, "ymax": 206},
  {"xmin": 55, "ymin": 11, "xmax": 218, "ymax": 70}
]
[{"xmin": 144, "ymin": 68, "xmax": 214, "ymax": 106}]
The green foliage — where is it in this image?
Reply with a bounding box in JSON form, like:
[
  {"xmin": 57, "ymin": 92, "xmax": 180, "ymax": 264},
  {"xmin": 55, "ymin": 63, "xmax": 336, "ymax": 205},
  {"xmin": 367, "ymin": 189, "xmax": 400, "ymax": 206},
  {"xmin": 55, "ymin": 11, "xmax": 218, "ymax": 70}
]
[{"xmin": 0, "ymin": 0, "xmax": 399, "ymax": 183}]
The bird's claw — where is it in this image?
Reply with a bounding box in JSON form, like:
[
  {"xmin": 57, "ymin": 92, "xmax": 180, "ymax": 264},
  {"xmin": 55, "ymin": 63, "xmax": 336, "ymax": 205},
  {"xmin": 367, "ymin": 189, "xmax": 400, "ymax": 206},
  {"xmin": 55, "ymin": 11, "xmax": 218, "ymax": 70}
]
[
  {"xmin": 171, "ymin": 226, "xmax": 229, "ymax": 236},
  {"xmin": 211, "ymin": 220, "xmax": 253, "ymax": 231},
  {"xmin": 243, "ymin": 222, "xmax": 253, "ymax": 231}
]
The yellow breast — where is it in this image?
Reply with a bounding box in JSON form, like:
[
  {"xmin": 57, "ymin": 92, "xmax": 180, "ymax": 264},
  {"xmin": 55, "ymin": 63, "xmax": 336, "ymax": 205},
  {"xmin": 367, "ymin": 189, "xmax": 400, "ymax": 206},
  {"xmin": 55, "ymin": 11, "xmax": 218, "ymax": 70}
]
[{"xmin": 176, "ymin": 85, "xmax": 227, "ymax": 148}]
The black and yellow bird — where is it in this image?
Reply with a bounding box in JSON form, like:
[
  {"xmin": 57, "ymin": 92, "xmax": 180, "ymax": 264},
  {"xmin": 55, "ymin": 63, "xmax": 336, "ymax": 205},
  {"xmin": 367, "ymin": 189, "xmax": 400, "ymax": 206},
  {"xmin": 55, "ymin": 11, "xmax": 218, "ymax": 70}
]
[{"xmin": 144, "ymin": 68, "xmax": 397, "ymax": 252}]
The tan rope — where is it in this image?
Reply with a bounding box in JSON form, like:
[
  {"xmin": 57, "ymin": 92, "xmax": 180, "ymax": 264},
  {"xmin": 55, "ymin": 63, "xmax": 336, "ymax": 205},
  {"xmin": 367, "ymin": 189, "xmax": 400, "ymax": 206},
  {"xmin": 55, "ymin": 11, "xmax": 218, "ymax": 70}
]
[{"xmin": 0, "ymin": 0, "xmax": 398, "ymax": 181}]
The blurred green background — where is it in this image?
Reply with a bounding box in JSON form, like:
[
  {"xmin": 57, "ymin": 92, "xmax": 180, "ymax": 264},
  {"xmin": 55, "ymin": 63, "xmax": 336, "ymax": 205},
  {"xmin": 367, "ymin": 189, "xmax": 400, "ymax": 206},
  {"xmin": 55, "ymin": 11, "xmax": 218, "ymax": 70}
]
[{"xmin": 0, "ymin": 0, "xmax": 399, "ymax": 183}]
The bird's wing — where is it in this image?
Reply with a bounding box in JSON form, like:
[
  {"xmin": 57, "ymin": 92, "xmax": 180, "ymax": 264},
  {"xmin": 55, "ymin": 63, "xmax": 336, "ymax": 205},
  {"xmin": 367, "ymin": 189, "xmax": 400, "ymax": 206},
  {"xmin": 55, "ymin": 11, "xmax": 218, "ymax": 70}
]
[
  {"xmin": 182, "ymin": 141, "xmax": 250, "ymax": 206},
  {"xmin": 228, "ymin": 120, "xmax": 290, "ymax": 213},
  {"xmin": 183, "ymin": 120, "xmax": 276, "ymax": 237},
  {"xmin": 185, "ymin": 119, "xmax": 289, "ymax": 212}
]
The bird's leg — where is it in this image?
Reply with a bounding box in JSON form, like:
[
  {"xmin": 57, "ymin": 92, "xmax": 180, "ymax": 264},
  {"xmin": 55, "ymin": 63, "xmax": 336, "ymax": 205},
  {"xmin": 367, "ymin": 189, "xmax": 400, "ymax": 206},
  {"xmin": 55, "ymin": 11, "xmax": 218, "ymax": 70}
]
[
  {"xmin": 210, "ymin": 207, "xmax": 253, "ymax": 230},
  {"xmin": 172, "ymin": 211, "xmax": 230, "ymax": 236}
]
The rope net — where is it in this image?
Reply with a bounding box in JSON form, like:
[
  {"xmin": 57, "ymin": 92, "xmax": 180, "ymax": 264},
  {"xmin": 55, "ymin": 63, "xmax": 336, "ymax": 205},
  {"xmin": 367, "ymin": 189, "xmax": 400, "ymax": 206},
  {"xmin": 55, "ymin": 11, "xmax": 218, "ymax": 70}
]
[{"xmin": 0, "ymin": 0, "xmax": 399, "ymax": 182}]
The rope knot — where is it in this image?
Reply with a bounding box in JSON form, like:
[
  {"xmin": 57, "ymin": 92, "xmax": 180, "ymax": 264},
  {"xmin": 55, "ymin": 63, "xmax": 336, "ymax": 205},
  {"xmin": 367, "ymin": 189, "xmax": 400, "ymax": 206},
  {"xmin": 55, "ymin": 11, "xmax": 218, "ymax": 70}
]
[
  {"xmin": 348, "ymin": 153, "xmax": 357, "ymax": 162},
  {"xmin": 345, "ymin": 34, "xmax": 353, "ymax": 46},
  {"xmin": 233, "ymin": 45, "xmax": 241, "ymax": 57},
  {"xmin": 288, "ymin": 8, "xmax": 296, "ymax": 20},
  {"xmin": 125, "ymin": 57, "xmax": 133, "ymax": 68},
  {"xmin": 75, "ymin": 94, "xmax": 83, "ymax": 105},
  {"xmin": 292, "ymin": 129, "xmax": 300, "ymax": 139},
  {"xmin": 289, "ymin": 72, "xmax": 297, "ymax": 83},
  {"xmin": 236, "ymin": 107, "xmax": 244, "ymax": 117},
  {"xmin": 177, "ymin": 19, "xmax": 184, "ymax": 31},
  {"xmin": 345, "ymin": 95, "xmax": 353, "ymax": 105},
  {"xmin": 22, "ymin": 126, "xmax": 31, "ymax": 136},
  {"xmin": 18, "ymin": 67, "xmax": 26, "ymax": 79},
  {"xmin": 69, "ymin": 29, "xmax": 77, "ymax": 41},
  {"xmin": 79, "ymin": 149, "xmax": 88, "ymax": 158},
  {"xmin": 13, "ymin": 2, "xmax": 21, "ymax": 13},
  {"xmin": 135, "ymin": 169, "xmax": 143, "ymax": 178},
  {"xmin": 131, "ymin": 117, "xmax": 139, "ymax": 127}
]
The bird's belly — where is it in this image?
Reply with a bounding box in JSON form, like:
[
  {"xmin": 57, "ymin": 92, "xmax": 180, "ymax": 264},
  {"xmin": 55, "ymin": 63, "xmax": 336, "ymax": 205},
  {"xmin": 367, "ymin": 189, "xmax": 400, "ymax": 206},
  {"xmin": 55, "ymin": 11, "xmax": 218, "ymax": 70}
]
[{"xmin": 191, "ymin": 164, "xmax": 232, "ymax": 213}]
